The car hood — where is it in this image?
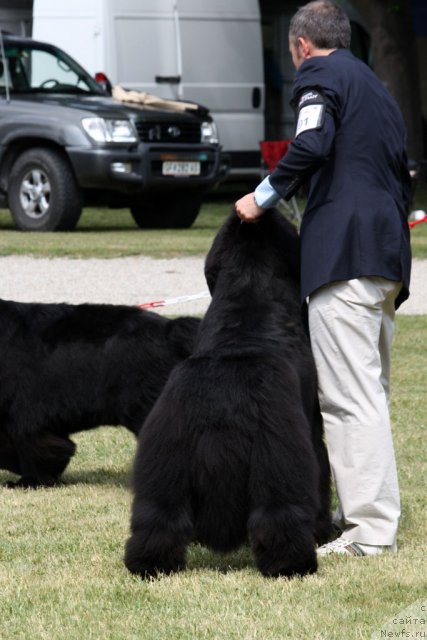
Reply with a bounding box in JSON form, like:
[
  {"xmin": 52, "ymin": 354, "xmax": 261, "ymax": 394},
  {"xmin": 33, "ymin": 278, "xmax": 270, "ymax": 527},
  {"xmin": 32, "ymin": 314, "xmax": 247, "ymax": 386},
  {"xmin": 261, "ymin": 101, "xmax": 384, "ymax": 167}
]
[{"xmin": 10, "ymin": 93, "xmax": 207, "ymax": 123}]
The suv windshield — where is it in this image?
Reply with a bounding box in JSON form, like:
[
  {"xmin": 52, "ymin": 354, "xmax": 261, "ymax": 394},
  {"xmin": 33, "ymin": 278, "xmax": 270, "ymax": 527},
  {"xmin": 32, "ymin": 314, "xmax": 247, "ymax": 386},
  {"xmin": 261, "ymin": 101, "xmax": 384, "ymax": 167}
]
[{"xmin": 0, "ymin": 40, "xmax": 104, "ymax": 95}]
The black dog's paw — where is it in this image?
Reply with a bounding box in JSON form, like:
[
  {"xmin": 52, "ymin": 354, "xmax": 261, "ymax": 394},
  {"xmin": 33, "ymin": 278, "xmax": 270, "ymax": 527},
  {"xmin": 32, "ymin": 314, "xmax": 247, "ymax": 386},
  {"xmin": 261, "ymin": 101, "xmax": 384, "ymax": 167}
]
[
  {"xmin": 3, "ymin": 476, "xmax": 60, "ymax": 489},
  {"xmin": 124, "ymin": 536, "xmax": 186, "ymax": 580},
  {"xmin": 125, "ymin": 562, "xmax": 180, "ymax": 580},
  {"xmin": 3, "ymin": 480, "xmax": 22, "ymax": 489},
  {"xmin": 124, "ymin": 555, "xmax": 185, "ymax": 580},
  {"xmin": 260, "ymin": 552, "xmax": 318, "ymax": 579},
  {"xmin": 3, "ymin": 478, "xmax": 39, "ymax": 489}
]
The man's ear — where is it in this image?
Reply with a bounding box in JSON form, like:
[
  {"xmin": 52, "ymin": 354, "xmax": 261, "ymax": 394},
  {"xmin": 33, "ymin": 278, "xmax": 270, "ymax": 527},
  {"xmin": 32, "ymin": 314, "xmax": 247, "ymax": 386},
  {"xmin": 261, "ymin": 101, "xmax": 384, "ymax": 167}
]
[{"xmin": 298, "ymin": 36, "xmax": 313, "ymax": 59}]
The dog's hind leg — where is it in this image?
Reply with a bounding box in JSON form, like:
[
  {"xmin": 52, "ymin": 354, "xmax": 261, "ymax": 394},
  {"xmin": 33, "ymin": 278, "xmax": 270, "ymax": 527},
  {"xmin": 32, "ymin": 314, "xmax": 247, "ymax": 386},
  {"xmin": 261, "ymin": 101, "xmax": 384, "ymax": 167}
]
[
  {"xmin": 124, "ymin": 391, "xmax": 194, "ymax": 578},
  {"xmin": 0, "ymin": 433, "xmax": 21, "ymax": 476},
  {"xmin": 6, "ymin": 432, "xmax": 76, "ymax": 488},
  {"xmin": 310, "ymin": 405, "xmax": 333, "ymax": 545},
  {"xmin": 124, "ymin": 494, "xmax": 193, "ymax": 579},
  {"xmin": 302, "ymin": 376, "xmax": 333, "ymax": 544},
  {"xmin": 247, "ymin": 417, "xmax": 319, "ymax": 577}
]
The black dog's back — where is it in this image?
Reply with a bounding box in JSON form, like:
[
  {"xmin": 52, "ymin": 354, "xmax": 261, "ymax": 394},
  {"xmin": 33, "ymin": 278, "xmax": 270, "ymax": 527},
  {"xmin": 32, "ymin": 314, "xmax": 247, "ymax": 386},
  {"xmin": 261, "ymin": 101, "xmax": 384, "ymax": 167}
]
[
  {"xmin": 125, "ymin": 209, "xmax": 331, "ymax": 578},
  {"xmin": 0, "ymin": 300, "xmax": 198, "ymax": 434},
  {"xmin": 0, "ymin": 299, "xmax": 200, "ymax": 487}
]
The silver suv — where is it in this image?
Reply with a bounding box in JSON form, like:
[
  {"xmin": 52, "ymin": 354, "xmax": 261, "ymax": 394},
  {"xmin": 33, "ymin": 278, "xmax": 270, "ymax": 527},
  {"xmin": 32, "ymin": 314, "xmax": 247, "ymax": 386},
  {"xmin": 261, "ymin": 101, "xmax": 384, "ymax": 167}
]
[{"xmin": 0, "ymin": 34, "xmax": 224, "ymax": 230}]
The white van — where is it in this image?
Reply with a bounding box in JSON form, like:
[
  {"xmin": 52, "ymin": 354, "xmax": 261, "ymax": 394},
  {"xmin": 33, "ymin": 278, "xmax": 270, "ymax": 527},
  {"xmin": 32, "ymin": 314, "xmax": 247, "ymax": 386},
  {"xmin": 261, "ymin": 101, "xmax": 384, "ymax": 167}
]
[{"xmin": 32, "ymin": 0, "xmax": 265, "ymax": 183}]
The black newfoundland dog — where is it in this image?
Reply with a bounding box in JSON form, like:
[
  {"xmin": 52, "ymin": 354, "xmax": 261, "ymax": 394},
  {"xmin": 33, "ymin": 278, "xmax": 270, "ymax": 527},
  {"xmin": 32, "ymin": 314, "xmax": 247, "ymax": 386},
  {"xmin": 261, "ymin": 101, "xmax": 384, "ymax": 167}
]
[
  {"xmin": 0, "ymin": 300, "xmax": 200, "ymax": 488},
  {"xmin": 124, "ymin": 209, "xmax": 331, "ymax": 579}
]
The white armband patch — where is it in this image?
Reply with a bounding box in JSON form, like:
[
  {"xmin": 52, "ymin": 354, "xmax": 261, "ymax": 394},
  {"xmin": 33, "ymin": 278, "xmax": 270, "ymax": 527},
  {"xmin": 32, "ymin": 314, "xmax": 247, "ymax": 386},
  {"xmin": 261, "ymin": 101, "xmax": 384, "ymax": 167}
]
[
  {"xmin": 295, "ymin": 89, "xmax": 326, "ymax": 138},
  {"xmin": 296, "ymin": 104, "xmax": 324, "ymax": 137}
]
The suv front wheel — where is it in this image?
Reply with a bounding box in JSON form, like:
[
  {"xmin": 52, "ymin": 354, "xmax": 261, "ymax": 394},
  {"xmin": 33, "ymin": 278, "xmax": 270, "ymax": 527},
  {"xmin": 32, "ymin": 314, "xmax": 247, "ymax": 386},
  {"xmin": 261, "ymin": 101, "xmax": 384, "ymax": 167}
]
[
  {"xmin": 8, "ymin": 148, "xmax": 83, "ymax": 231},
  {"xmin": 130, "ymin": 192, "xmax": 203, "ymax": 229}
]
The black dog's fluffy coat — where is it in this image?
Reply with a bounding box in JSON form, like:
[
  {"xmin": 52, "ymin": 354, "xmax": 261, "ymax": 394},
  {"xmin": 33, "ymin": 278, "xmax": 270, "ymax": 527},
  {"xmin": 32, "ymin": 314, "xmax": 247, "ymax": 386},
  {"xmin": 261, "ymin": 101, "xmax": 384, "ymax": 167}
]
[
  {"xmin": 0, "ymin": 299, "xmax": 200, "ymax": 488},
  {"xmin": 124, "ymin": 209, "xmax": 331, "ymax": 578}
]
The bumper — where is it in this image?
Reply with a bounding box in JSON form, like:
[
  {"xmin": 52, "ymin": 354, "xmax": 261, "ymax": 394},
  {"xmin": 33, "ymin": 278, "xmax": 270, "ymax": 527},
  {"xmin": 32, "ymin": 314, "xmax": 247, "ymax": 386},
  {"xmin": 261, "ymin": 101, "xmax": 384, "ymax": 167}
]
[{"xmin": 67, "ymin": 142, "xmax": 222, "ymax": 192}]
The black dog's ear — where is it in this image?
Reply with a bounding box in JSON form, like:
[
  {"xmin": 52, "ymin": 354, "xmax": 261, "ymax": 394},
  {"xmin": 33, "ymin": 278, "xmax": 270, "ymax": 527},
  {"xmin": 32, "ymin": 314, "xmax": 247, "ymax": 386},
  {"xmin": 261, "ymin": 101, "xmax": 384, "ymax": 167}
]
[{"xmin": 204, "ymin": 238, "xmax": 221, "ymax": 294}]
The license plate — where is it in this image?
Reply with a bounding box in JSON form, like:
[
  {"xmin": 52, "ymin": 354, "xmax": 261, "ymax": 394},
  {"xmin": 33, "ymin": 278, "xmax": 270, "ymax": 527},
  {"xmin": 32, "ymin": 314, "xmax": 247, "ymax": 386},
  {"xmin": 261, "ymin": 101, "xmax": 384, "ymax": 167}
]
[{"xmin": 162, "ymin": 161, "xmax": 201, "ymax": 176}]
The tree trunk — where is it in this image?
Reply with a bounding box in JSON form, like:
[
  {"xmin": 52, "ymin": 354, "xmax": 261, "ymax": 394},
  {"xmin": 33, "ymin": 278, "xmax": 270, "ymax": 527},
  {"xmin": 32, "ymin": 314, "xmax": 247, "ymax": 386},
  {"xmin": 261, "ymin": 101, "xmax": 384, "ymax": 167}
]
[{"xmin": 351, "ymin": 0, "xmax": 423, "ymax": 160}]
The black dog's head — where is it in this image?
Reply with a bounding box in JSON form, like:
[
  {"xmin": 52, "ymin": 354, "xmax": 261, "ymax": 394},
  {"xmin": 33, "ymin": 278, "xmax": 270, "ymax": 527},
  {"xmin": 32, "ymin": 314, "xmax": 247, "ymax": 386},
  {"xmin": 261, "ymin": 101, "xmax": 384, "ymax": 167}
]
[{"xmin": 204, "ymin": 208, "xmax": 300, "ymax": 295}]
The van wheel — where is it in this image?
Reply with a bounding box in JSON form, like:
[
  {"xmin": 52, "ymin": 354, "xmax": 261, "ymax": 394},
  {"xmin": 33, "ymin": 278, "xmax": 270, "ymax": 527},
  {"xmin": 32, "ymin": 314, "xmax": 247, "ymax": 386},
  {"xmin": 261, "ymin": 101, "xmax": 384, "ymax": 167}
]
[
  {"xmin": 8, "ymin": 148, "xmax": 83, "ymax": 231},
  {"xmin": 130, "ymin": 193, "xmax": 203, "ymax": 229}
]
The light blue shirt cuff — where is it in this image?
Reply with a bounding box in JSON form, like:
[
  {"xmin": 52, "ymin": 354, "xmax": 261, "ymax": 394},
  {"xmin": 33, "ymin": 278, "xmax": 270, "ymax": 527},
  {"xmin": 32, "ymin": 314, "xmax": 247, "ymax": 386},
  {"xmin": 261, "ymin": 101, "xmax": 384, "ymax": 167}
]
[{"xmin": 254, "ymin": 176, "xmax": 281, "ymax": 208}]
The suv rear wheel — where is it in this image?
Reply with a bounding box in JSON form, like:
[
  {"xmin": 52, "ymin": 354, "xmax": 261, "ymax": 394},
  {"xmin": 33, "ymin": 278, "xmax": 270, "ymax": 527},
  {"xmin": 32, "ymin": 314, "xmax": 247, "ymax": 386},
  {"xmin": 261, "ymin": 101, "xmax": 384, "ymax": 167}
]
[
  {"xmin": 130, "ymin": 192, "xmax": 203, "ymax": 229},
  {"xmin": 8, "ymin": 148, "xmax": 83, "ymax": 231}
]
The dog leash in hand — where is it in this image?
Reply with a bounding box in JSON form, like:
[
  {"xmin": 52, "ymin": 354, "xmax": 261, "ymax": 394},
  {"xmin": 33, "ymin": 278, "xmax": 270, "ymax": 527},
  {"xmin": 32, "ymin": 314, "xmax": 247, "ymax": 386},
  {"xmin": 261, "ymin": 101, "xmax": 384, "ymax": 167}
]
[
  {"xmin": 137, "ymin": 213, "xmax": 426, "ymax": 309},
  {"xmin": 138, "ymin": 291, "xmax": 210, "ymax": 309}
]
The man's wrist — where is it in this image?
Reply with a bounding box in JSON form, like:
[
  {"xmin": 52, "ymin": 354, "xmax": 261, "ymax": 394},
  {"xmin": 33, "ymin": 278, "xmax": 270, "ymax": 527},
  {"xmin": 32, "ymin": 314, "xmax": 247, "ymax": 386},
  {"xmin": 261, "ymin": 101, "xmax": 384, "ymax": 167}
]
[{"xmin": 254, "ymin": 176, "xmax": 281, "ymax": 208}]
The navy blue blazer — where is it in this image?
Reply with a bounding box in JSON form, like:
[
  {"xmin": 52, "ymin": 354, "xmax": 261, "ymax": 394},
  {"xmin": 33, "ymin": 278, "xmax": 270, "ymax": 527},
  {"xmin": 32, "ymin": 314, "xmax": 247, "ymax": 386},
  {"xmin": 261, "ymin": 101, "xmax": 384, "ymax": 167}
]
[{"xmin": 269, "ymin": 49, "xmax": 412, "ymax": 308}]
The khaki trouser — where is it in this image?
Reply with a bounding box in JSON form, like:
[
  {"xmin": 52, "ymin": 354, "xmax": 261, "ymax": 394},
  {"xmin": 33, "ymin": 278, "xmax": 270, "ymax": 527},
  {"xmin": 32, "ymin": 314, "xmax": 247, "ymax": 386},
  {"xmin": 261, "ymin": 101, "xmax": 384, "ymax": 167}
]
[{"xmin": 308, "ymin": 277, "xmax": 402, "ymax": 545}]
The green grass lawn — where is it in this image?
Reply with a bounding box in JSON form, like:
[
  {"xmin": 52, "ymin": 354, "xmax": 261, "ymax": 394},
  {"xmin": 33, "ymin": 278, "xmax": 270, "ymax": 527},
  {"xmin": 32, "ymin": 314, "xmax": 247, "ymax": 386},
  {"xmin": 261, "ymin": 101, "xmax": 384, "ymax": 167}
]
[
  {"xmin": 0, "ymin": 190, "xmax": 425, "ymax": 639},
  {"xmin": 0, "ymin": 195, "xmax": 426, "ymax": 259},
  {"xmin": 0, "ymin": 315, "xmax": 425, "ymax": 640},
  {"xmin": 0, "ymin": 203, "xmax": 230, "ymax": 258}
]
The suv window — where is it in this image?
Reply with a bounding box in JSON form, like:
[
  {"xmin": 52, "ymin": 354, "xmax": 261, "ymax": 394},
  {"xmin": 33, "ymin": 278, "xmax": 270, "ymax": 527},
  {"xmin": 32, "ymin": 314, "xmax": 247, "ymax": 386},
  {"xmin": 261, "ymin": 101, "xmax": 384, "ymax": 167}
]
[{"xmin": 0, "ymin": 44, "xmax": 103, "ymax": 94}]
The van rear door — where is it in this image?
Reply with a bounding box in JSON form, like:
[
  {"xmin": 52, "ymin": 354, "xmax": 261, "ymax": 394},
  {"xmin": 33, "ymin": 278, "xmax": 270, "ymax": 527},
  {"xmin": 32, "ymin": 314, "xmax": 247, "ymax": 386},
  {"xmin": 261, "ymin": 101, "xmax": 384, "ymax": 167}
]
[
  {"xmin": 112, "ymin": 0, "xmax": 183, "ymax": 100},
  {"xmin": 177, "ymin": 0, "xmax": 264, "ymax": 180}
]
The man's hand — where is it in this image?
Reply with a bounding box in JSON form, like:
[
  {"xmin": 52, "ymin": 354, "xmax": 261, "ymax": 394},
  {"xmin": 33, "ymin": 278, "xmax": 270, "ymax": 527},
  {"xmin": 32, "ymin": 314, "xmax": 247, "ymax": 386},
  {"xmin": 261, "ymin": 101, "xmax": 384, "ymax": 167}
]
[{"xmin": 235, "ymin": 193, "xmax": 265, "ymax": 223}]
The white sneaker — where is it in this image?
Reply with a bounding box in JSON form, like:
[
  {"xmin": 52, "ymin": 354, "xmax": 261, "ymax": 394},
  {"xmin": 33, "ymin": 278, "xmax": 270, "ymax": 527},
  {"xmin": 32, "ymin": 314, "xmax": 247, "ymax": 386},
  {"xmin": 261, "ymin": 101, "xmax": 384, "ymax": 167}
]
[{"xmin": 317, "ymin": 536, "xmax": 398, "ymax": 557}]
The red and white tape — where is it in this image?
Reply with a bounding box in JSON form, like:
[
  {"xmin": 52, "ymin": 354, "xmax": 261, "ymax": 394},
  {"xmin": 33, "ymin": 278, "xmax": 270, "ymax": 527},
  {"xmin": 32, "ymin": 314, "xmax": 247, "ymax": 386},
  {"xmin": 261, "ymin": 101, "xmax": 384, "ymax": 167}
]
[
  {"xmin": 138, "ymin": 291, "xmax": 211, "ymax": 309},
  {"xmin": 409, "ymin": 215, "xmax": 427, "ymax": 229}
]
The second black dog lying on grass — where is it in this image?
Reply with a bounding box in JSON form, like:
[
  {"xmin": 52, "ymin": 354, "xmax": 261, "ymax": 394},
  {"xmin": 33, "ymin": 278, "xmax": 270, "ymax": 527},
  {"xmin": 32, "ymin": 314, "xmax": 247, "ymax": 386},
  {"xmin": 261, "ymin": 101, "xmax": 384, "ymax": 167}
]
[
  {"xmin": 0, "ymin": 300, "xmax": 200, "ymax": 488},
  {"xmin": 125, "ymin": 209, "xmax": 331, "ymax": 579}
]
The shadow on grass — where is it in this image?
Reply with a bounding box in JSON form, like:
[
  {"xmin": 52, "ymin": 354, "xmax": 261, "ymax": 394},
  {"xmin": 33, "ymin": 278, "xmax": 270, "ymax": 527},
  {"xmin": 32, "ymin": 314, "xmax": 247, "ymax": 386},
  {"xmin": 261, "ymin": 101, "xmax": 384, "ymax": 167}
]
[
  {"xmin": 0, "ymin": 467, "xmax": 131, "ymax": 489},
  {"xmin": 63, "ymin": 467, "xmax": 131, "ymax": 488},
  {"xmin": 187, "ymin": 542, "xmax": 255, "ymax": 574}
]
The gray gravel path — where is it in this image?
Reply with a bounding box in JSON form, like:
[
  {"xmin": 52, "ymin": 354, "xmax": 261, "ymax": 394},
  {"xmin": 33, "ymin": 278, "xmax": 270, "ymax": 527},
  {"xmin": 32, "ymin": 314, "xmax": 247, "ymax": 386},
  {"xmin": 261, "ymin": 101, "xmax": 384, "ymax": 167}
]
[
  {"xmin": 0, "ymin": 255, "xmax": 425, "ymax": 316},
  {"xmin": 0, "ymin": 256, "xmax": 210, "ymax": 316}
]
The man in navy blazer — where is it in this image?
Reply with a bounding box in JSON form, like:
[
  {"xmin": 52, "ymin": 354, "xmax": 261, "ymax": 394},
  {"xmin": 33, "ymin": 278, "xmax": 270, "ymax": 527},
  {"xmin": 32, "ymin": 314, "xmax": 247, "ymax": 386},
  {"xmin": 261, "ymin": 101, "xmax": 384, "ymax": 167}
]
[{"xmin": 236, "ymin": 0, "xmax": 411, "ymax": 557}]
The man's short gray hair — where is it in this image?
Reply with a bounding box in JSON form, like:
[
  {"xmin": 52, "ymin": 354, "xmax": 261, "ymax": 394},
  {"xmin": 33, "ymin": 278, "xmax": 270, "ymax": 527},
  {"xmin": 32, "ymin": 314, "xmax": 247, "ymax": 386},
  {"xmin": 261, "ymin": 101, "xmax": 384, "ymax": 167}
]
[{"xmin": 289, "ymin": 1, "xmax": 351, "ymax": 50}]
